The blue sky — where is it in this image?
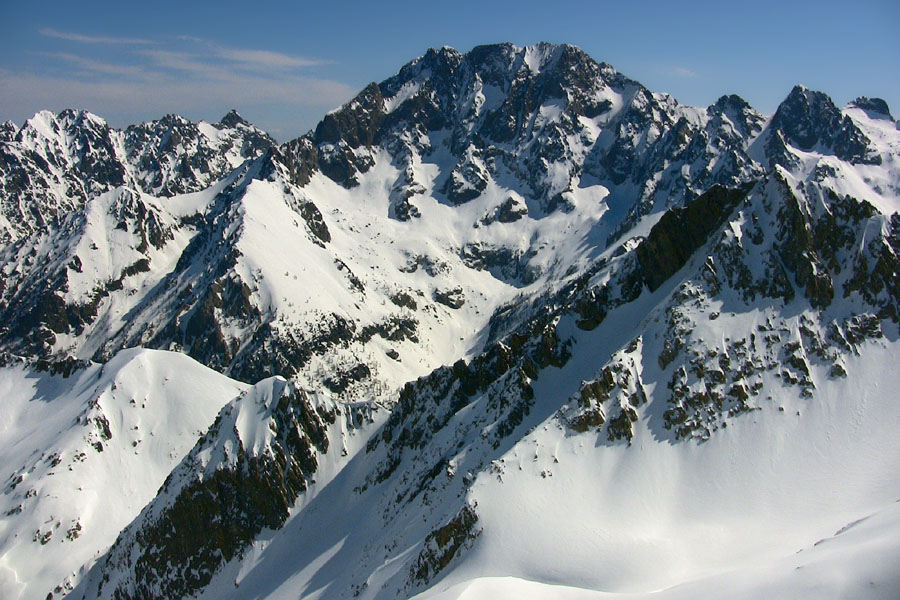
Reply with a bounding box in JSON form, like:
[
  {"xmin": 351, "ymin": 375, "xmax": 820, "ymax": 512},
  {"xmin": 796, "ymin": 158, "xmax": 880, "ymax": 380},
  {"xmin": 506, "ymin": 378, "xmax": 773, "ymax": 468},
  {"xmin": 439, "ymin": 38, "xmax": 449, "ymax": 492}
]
[{"xmin": 1, "ymin": 0, "xmax": 897, "ymax": 140}]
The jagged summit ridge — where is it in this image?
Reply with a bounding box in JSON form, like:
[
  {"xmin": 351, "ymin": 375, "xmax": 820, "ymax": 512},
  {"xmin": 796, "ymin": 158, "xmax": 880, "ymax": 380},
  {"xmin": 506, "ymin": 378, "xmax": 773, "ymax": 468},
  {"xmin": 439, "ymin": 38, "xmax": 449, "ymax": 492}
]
[
  {"xmin": 218, "ymin": 108, "xmax": 249, "ymax": 128},
  {"xmin": 0, "ymin": 108, "xmax": 274, "ymax": 243},
  {"xmin": 289, "ymin": 40, "xmax": 778, "ymax": 246},
  {"xmin": 1, "ymin": 43, "xmax": 896, "ymax": 399}
]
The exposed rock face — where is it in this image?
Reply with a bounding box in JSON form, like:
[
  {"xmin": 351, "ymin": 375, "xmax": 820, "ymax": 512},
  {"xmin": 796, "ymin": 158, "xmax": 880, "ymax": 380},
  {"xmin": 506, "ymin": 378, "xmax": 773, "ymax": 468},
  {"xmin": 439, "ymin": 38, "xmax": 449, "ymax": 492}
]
[
  {"xmin": 408, "ymin": 505, "xmax": 481, "ymax": 591},
  {"xmin": 481, "ymin": 196, "xmax": 528, "ymax": 224},
  {"xmin": 563, "ymin": 344, "xmax": 646, "ymax": 441},
  {"xmin": 636, "ymin": 184, "xmax": 751, "ymax": 291},
  {"xmin": 767, "ymin": 85, "xmax": 880, "ymax": 167}
]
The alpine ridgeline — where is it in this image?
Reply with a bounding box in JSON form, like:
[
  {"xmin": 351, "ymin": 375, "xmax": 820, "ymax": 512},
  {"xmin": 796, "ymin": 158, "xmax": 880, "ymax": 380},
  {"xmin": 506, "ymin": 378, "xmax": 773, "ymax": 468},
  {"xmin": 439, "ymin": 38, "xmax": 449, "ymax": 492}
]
[{"xmin": 0, "ymin": 43, "xmax": 898, "ymax": 600}]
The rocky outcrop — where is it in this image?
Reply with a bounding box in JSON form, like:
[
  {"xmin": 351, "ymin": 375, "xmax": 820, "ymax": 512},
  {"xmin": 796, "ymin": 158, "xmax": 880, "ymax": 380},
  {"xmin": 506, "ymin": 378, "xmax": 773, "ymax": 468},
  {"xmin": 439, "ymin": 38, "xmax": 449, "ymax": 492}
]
[
  {"xmin": 407, "ymin": 505, "xmax": 481, "ymax": 591},
  {"xmin": 636, "ymin": 184, "xmax": 750, "ymax": 291}
]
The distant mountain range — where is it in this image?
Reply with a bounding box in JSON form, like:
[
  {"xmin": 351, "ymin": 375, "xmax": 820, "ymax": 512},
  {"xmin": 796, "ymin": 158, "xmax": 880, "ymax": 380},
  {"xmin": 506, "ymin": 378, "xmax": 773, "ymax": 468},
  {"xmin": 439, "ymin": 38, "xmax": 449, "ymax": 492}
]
[{"xmin": 0, "ymin": 42, "xmax": 898, "ymax": 600}]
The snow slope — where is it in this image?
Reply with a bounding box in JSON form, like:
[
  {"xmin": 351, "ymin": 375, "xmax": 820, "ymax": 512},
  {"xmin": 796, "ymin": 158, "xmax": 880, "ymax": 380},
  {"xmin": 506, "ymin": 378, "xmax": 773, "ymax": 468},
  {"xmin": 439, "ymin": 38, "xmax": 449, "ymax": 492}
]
[
  {"xmin": 116, "ymin": 167, "xmax": 899, "ymax": 599},
  {"xmin": 153, "ymin": 318, "xmax": 900, "ymax": 600},
  {"xmin": 435, "ymin": 342, "xmax": 900, "ymax": 598},
  {"xmin": 0, "ymin": 348, "xmax": 247, "ymax": 600}
]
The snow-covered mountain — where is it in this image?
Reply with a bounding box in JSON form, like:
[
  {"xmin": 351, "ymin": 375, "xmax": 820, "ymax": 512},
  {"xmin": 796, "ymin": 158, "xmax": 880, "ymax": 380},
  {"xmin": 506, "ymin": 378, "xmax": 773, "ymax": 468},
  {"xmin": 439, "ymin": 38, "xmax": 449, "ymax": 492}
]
[
  {"xmin": 0, "ymin": 109, "xmax": 274, "ymax": 244},
  {"xmin": 0, "ymin": 349, "xmax": 247, "ymax": 599},
  {"xmin": 0, "ymin": 42, "xmax": 898, "ymax": 600}
]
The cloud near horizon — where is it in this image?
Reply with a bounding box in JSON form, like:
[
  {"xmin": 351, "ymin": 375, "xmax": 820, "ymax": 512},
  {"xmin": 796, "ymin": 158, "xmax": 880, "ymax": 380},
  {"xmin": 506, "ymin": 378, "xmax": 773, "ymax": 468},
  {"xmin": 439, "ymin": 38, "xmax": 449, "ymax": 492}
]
[
  {"xmin": 5, "ymin": 29, "xmax": 357, "ymax": 138},
  {"xmin": 673, "ymin": 67, "xmax": 697, "ymax": 78},
  {"xmin": 39, "ymin": 27, "xmax": 153, "ymax": 45}
]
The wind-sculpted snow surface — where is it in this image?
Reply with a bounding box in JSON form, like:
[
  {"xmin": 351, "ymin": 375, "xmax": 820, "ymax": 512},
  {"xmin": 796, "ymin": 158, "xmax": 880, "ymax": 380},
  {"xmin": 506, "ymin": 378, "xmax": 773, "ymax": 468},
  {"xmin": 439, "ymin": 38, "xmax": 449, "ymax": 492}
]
[{"xmin": 0, "ymin": 42, "xmax": 899, "ymax": 599}]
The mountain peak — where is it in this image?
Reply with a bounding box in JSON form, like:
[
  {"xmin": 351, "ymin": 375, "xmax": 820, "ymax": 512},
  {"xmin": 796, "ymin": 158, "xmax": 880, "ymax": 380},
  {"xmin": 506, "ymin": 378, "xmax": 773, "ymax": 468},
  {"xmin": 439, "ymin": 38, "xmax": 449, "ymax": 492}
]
[
  {"xmin": 782, "ymin": 84, "xmax": 835, "ymax": 107},
  {"xmin": 711, "ymin": 93, "xmax": 751, "ymax": 112},
  {"xmin": 219, "ymin": 108, "xmax": 248, "ymax": 128},
  {"xmin": 57, "ymin": 108, "xmax": 109, "ymax": 130},
  {"xmin": 21, "ymin": 109, "xmax": 62, "ymax": 138},
  {"xmin": 463, "ymin": 41, "xmax": 590, "ymax": 77},
  {"xmin": 849, "ymin": 96, "xmax": 893, "ymax": 120},
  {"xmin": 0, "ymin": 120, "xmax": 18, "ymax": 142},
  {"xmin": 157, "ymin": 113, "xmax": 190, "ymax": 126},
  {"xmin": 767, "ymin": 84, "xmax": 879, "ymax": 168},
  {"xmin": 771, "ymin": 84, "xmax": 842, "ymax": 150}
]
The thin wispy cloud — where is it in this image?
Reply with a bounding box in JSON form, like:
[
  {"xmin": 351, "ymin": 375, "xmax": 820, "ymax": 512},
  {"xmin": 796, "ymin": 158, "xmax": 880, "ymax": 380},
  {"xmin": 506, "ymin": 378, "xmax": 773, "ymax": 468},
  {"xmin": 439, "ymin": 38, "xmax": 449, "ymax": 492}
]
[
  {"xmin": 213, "ymin": 47, "xmax": 327, "ymax": 69},
  {"xmin": 136, "ymin": 49, "xmax": 219, "ymax": 76},
  {"xmin": 39, "ymin": 27, "xmax": 152, "ymax": 45},
  {"xmin": 0, "ymin": 69, "xmax": 354, "ymax": 110},
  {"xmin": 176, "ymin": 36, "xmax": 329, "ymax": 70},
  {"xmin": 33, "ymin": 52, "xmax": 146, "ymax": 77},
  {"xmin": 674, "ymin": 67, "xmax": 697, "ymax": 78},
  {"xmin": 34, "ymin": 28, "xmax": 337, "ymax": 83},
  {"xmin": 0, "ymin": 67, "xmax": 355, "ymax": 136},
  {"xmin": 6, "ymin": 30, "xmax": 354, "ymax": 137}
]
